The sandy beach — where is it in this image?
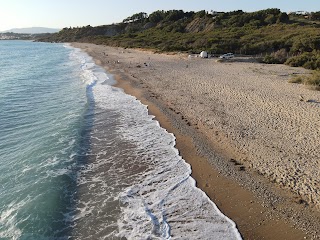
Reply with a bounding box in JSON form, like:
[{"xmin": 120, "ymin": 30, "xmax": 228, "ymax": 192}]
[{"xmin": 72, "ymin": 42, "xmax": 320, "ymax": 239}]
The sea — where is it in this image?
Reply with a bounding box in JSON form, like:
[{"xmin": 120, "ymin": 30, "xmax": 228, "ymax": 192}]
[{"xmin": 0, "ymin": 40, "xmax": 242, "ymax": 240}]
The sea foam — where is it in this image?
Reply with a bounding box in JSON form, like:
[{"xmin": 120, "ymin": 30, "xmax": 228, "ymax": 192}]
[{"xmin": 72, "ymin": 46, "xmax": 242, "ymax": 239}]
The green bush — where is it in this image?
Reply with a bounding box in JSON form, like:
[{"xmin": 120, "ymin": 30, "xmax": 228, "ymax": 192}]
[{"xmin": 285, "ymin": 52, "xmax": 320, "ymax": 70}]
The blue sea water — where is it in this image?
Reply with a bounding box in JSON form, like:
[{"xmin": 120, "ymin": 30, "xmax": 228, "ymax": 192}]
[
  {"xmin": 0, "ymin": 41, "xmax": 242, "ymax": 239},
  {"xmin": 0, "ymin": 41, "xmax": 90, "ymax": 239}
]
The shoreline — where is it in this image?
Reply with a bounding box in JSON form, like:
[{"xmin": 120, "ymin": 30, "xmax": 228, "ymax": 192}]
[{"xmin": 72, "ymin": 42, "xmax": 320, "ymax": 239}]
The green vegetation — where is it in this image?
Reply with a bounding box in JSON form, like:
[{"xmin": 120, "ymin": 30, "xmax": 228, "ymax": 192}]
[
  {"xmin": 263, "ymin": 49, "xmax": 288, "ymax": 64},
  {"xmin": 285, "ymin": 52, "xmax": 320, "ymax": 69},
  {"xmin": 289, "ymin": 71, "xmax": 320, "ymax": 90},
  {"xmin": 39, "ymin": 9, "xmax": 320, "ymax": 71}
]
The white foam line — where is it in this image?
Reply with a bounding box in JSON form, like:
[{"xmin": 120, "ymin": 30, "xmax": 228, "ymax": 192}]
[{"xmin": 69, "ymin": 45, "xmax": 242, "ymax": 240}]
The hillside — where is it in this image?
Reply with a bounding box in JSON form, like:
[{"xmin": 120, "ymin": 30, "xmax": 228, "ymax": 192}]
[{"xmin": 39, "ymin": 9, "xmax": 320, "ymax": 70}]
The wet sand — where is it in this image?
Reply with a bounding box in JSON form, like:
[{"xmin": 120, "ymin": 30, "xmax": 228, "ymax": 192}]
[{"xmin": 71, "ymin": 42, "xmax": 320, "ymax": 239}]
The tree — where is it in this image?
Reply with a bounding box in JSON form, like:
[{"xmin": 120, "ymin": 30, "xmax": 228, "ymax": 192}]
[
  {"xmin": 164, "ymin": 10, "xmax": 185, "ymax": 21},
  {"xmin": 123, "ymin": 12, "xmax": 148, "ymax": 23},
  {"xmin": 149, "ymin": 10, "xmax": 165, "ymax": 23},
  {"xmin": 277, "ymin": 12, "xmax": 289, "ymax": 23}
]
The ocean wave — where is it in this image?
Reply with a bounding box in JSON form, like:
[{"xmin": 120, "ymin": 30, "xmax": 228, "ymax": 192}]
[{"xmin": 72, "ymin": 47, "xmax": 242, "ymax": 239}]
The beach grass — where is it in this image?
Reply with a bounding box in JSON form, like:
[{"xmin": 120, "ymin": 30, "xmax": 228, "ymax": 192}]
[
  {"xmin": 288, "ymin": 75, "xmax": 304, "ymax": 84},
  {"xmin": 289, "ymin": 71, "xmax": 320, "ymax": 90}
]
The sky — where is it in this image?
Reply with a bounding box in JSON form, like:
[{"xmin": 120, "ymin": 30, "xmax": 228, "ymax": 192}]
[{"xmin": 1, "ymin": 0, "xmax": 320, "ymax": 31}]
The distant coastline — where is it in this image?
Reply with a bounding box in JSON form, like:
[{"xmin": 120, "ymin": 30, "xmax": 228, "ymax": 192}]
[
  {"xmin": 1, "ymin": 27, "xmax": 60, "ymax": 34},
  {"xmin": 0, "ymin": 33, "xmax": 34, "ymax": 40},
  {"xmin": 0, "ymin": 27, "xmax": 60, "ymax": 40}
]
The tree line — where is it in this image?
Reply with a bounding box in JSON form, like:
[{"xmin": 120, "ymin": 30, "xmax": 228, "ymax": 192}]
[{"xmin": 39, "ymin": 9, "xmax": 320, "ymax": 70}]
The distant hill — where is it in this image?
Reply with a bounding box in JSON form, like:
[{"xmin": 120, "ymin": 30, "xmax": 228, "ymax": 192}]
[{"xmin": 2, "ymin": 27, "xmax": 60, "ymax": 34}]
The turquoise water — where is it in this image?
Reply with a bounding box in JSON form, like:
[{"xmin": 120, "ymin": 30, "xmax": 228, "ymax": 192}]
[
  {"xmin": 0, "ymin": 41, "xmax": 89, "ymax": 238},
  {"xmin": 0, "ymin": 41, "xmax": 241, "ymax": 239}
]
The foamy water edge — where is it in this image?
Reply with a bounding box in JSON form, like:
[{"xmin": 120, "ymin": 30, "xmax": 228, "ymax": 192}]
[{"xmin": 67, "ymin": 44, "xmax": 242, "ymax": 240}]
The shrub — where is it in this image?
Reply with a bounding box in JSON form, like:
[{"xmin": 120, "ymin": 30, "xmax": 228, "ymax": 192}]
[
  {"xmin": 288, "ymin": 71, "xmax": 320, "ymax": 90},
  {"xmin": 285, "ymin": 52, "xmax": 320, "ymax": 70},
  {"xmin": 304, "ymin": 71, "xmax": 320, "ymax": 90},
  {"xmin": 277, "ymin": 12, "xmax": 289, "ymax": 23},
  {"xmin": 263, "ymin": 49, "xmax": 288, "ymax": 64},
  {"xmin": 288, "ymin": 75, "xmax": 303, "ymax": 83}
]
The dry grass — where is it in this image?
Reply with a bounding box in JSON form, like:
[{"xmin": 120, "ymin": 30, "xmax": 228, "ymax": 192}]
[
  {"xmin": 289, "ymin": 75, "xmax": 303, "ymax": 84},
  {"xmin": 289, "ymin": 71, "xmax": 320, "ymax": 90}
]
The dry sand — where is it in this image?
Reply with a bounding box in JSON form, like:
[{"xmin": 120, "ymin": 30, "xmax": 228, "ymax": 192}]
[{"xmin": 72, "ymin": 43, "xmax": 320, "ymax": 239}]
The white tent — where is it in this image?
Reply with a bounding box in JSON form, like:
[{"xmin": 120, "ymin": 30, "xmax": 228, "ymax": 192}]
[{"xmin": 199, "ymin": 51, "xmax": 208, "ymax": 58}]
